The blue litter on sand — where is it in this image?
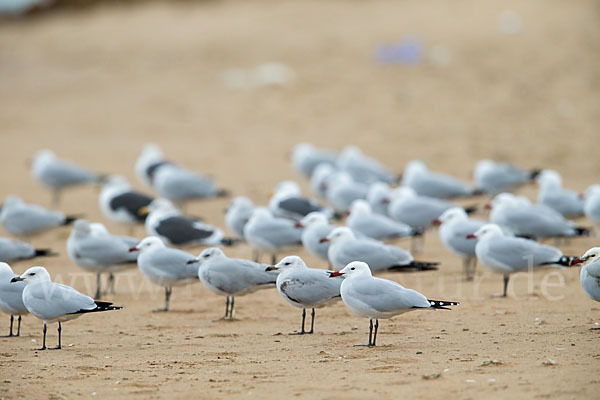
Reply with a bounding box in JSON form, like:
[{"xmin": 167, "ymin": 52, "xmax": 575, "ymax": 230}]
[{"xmin": 376, "ymin": 39, "xmax": 423, "ymax": 65}]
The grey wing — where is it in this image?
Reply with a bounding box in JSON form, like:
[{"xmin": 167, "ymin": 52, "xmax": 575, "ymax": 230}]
[
  {"xmin": 72, "ymin": 236, "xmax": 131, "ymax": 265},
  {"xmin": 352, "ymin": 214, "xmax": 413, "ymax": 238},
  {"xmin": 0, "ymin": 238, "xmax": 34, "ymax": 261},
  {"xmin": 351, "ymin": 278, "xmax": 430, "ymax": 311},
  {"xmin": 258, "ymin": 219, "xmax": 302, "ymax": 247},
  {"xmin": 444, "ymin": 219, "xmax": 486, "ymax": 256},
  {"xmin": 26, "ymin": 283, "xmax": 96, "ymax": 319},
  {"xmin": 233, "ymin": 259, "xmax": 279, "ymax": 286},
  {"xmin": 413, "ymin": 173, "xmax": 472, "ymax": 198},
  {"xmin": 278, "ymin": 269, "xmax": 341, "ymax": 306},
  {"xmin": 41, "ymin": 160, "xmax": 98, "ymax": 186},
  {"xmin": 160, "ymin": 169, "xmax": 217, "ymax": 199},
  {"xmin": 152, "ymin": 248, "xmax": 199, "ymax": 280},
  {"xmin": 5, "ymin": 206, "xmax": 65, "ymax": 234},
  {"xmin": 390, "ymin": 198, "xmax": 450, "ymax": 228},
  {"xmin": 0, "ymin": 273, "xmax": 26, "ymax": 313},
  {"xmin": 503, "ymin": 207, "xmax": 573, "ymax": 237},
  {"xmin": 485, "ymin": 237, "xmax": 561, "ymax": 269},
  {"xmin": 335, "ymin": 240, "xmax": 402, "ymax": 270},
  {"xmin": 541, "ymin": 191, "xmax": 584, "ymax": 216}
]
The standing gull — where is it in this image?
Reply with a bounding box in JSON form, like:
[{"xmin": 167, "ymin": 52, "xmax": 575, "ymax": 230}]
[
  {"xmin": 292, "ymin": 143, "xmax": 338, "ymax": 178},
  {"xmin": 243, "ymin": 208, "xmax": 303, "ymax": 264},
  {"xmin": 99, "ymin": 176, "xmax": 154, "ymax": 232},
  {"xmin": 473, "ymin": 159, "xmax": 538, "ymax": 195},
  {"xmin": 570, "ymin": 248, "xmax": 600, "ymax": 304},
  {"xmin": 66, "ymin": 220, "xmax": 138, "ymax": 299},
  {"xmin": 536, "ymin": 170, "xmax": 584, "ymax": 217},
  {"xmin": 267, "ymin": 256, "xmax": 342, "ymax": 334},
  {"xmin": 467, "ymin": 224, "xmax": 575, "ymax": 297},
  {"xmin": 135, "ymin": 143, "xmax": 173, "ymax": 188},
  {"xmin": 367, "ymin": 182, "xmax": 392, "ymax": 216},
  {"xmin": 1, "ymin": 195, "xmax": 77, "ymax": 238},
  {"xmin": 143, "ymin": 199, "xmax": 235, "ymax": 247},
  {"xmin": 188, "ymin": 248, "xmax": 278, "ymax": 319},
  {"xmin": 0, "ymin": 237, "xmax": 56, "ymax": 262},
  {"xmin": 130, "ymin": 237, "xmax": 199, "ymax": 312},
  {"xmin": 11, "ymin": 266, "xmax": 122, "ymax": 350},
  {"xmin": 310, "ymin": 163, "xmax": 338, "ymax": 200},
  {"xmin": 322, "ymin": 227, "xmax": 438, "ymax": 272},
  {"xmin": 330, "ymin": 262, "xmax": 458, "ymax": 347},
  {"xmin": 31, "ymin": 149, "xmax": 103, "ymax": 206},
  {"xmin": 326, "ymin": 172, "xmax": 369, "ymax": 213},
  {"xmin": 402, "ymin": 160, "xmax": 478, "ymax": 199},
  {"xmin": 434, "ymin": 207, "xmax": 486, "ymax": 280},
  {"xmin": 0, "ymin": 262, "xmax": 28, "ymax": 337}
]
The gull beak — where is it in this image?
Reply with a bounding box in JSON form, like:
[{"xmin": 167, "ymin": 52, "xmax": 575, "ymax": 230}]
[
  {"xmin": 265, "ymin": 265, "xmax": 277, "ymax": 272},
  {"xmin": 432, "ymin": 219, "xmax": 441, "ymax": 226},
  {"xmin": 10, "ymin": 276, "xmax": 24, "ymax": 283},
  {"xmin": 381, "ymin": 197, "xmax": 391, "ymax": 204},
  {"xmin": 138, "ymin": 207, "xmax": 150, "ymax": 216},
  {"xmin": 569, "ymin": 257, "xmax": 584, "ymax": 266},
  {"xmin": 329, "ymin": 271, "xmax": 344, "ymax": 278},
  {"xmin": 129, "ymin": 246, "xmax": 139, "ymax": 252},
  {"xmin": 268, "ymin": 191, "xmax": 274, "ymax": 200},
  {"xmin": 465, "ymin": 234, "xmax": 477, "ymax": 239},
  {"xmin": 484, "ymin": 203, "xmax": 492, "ymax": 210},
  {"xmin": 187, "ymin": 259, "xmax": 200, "ymax": 265},
  {"xmin": 319, "ymin": 237, "xmax": 329, "ymax": 243},
  {"xmin": 295, "ymin": 222, "xmax": 303, "ymax": 228}
]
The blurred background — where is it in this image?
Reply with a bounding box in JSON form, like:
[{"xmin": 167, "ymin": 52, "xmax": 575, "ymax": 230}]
[{"xmin": 1, "ymin": 0, "xmax": 599, "ymax": 201}]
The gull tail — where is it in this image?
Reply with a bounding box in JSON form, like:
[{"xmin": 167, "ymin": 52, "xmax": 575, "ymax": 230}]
[
  {"xmin": 331, "ymin": 211, "xmax": 345, "ymax": 220},
  {"xmin": 69, "ymin": 301, "xmax": 123, "ymax": 315},
  {"xmin": 470, "ymin": 189, "xmax": 486, "ymax": 197},
  {"xmin": 389, "ymin": 261, "xmax": 439, "ymax": 272},
  {"xmin": 216, "ymin": 189, "xmax": 231, "ymax": 198},
  {"xmin": 541, "ymin": 256, "xmax": 577, "ymax": 267},
  {"xmin": 33, "ymin": 248, "xmax": 58, "ymax": 258},
  {"xmin": 63, "ymin": 215, "xmax": 81, "ymax": 226},
  {"xmin": 574, "ymin": 227, "xmax": 591, "ymax": 237},
  {"xmin": 463, "ymin": 206, "xmax": 477, "ymax": 215},
  {"xmin": 426, "ymin": 299, "xmax": 460, "ymax": 310},
  {"xmin": 529, "ymin": 168, "xmax": 542, "ymax": 180},
  {"xmin": 220, "ymin": 237, "xmax": 242, "ymax": 246},
  {"xmin": 411, "ymin": 227, "xmax": 425, "ymax": 237}
]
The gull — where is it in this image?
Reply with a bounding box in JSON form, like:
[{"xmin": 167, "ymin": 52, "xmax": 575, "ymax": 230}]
[
  {"xmin": 66, "ymin": 220, "xmax": 138, "ymax": 299},
  {"xmin": 267, "ymin": 256, "xmax": 342, "ymax": 334},
  {"xmin": 142, "ymin": 199, "xmax": 235, "ymax": 247},
  {"xmin": 0, "ymin": 262, "xmax": 28, "ymax": 337},
  {"xmin": 243, "ymin": 208, "xmax": 303, "ymax": 264},
  {"xmin": 402, "ymin": 160, "xmax": 478, "ymax": 199},
  {"xmin": 489, "ymin": 193, "xmax": 589, "ymax": 239},
  {"xmin": 11, "ymin": 266, "xmax": 122, "ymax": 350},
  {"xmin": 291, "ymin": 143, "xmax": 338, "ymax": 178},
  {"xmin": 330, "ymin": 261, "xmax": 458, "ymax": 346},
  {"xmin": 297, "ymin": 212, "xmax": 336, "ymax": 262},
  {"xmin": 467, "ymin": 224, "xmax": 575, "ymax": 297},
  {"xmin": 188, "ymin": 247, "xmax": 278, "ymax": 319},
  {"xmin": 135, "ymin": 143, "xmax": 173, "ymax": 188},
  {"xmin": 129, "ymin": 237, "xmax": 199, "ymax": 312},
  {"xmin": 99, "ymin": 176, "xmax": 154, "ymax": 232},
  {"xmin": 225, "ymin": 196, "xmax": 255, "ymax": 240},
  {"xmin": 322, "ymin": 227, "xmax": 438, "ymax": 272},
  {"xmin": 473, "ymin": 159, "xmax": 538, "ymax": 195},
  {"xmin": 326, "ymin": 172, "xmax": 369, "ymax": 213},
  {"xmin": 269, "ymin": 181, "xmax": 338, "ymax": 221},
  {"xmin": 366, "ymin": 182, "xmax": 392, "ymax": 215},
  {"xmin": 570, "ymin": 248, "xmax": 600, "ymax": 304},
  {"xmin": 536, "ymin": 170, "xmax": 584, "ymax": 217},
  {"xmin": 310, "ymin": 163, "xmax": 338, "ymax": 200},
  {"xmin": 434, "ymin": 207, "xmax": 486, "ymax": 280},
  {"xmin": 347, "ymin": 200, "xmax": 415, "ymax": 241},
  {"xmin": 584, "ymin": 185, "xmax": 600, "ymax": 226},
  {"xmin": 151, "ymin": 164, "xmax": 228, "ymax": 205},
  {"xmin": 0, "ymin": 237, "xmax": 56, "ymax": 262},
  {"xmin": 1, "ymin": 195, "xmax": 77, "ymax": 238},
  {"xmin": 31, "ymin": 149, "xmax": 103, "ymax": 206},
  {"xmin": 337, "ymin": 146, "xmax": 398, "ymax": 184}
]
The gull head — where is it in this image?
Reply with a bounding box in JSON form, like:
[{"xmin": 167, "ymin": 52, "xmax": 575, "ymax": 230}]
[
  {"xmin": 571, "ymin": 247, "xmax": 600, "ymax": 266},
  {"xmin": 140, "ymin": 198, "xmax": 177, "ymax": 216},
  {"xmin": 437, "ymin": 207, "xmax": 468, "ymax": 225},
  {"xmin": 139, "ymin": 143, "xmax": 164, "ymax": 162},
  {"xmin": 130, "ymin": 236, "xmax": 165, "ymax": 253},
  {"xmin": 330, "ymin": 261, "xmax": 372, "ymax": 278},
  {"xmin": 536, "ymin": 169, "xmax": 562, "ymax": 188},
  {"xmin": 11, "ymin": 266, "xmax": 51, "ymax": 284},
  {"xmin": 195, "ymin": 247, "xmax": 225, "ymax": 265},
  {"xmin": 274, "ymin": 181, "xmax": 301, "ymax": 197},
  {"xmin": 72, "ymin": 219, "xmax": 93, "ymax": 237},
  {"xmin": 403, "ymin": 160, "xmax": 428, "ymax": 181},
  {"xmin": 323, "ymin": 227, "xmax": 354, "ymax": 244},
  {"xmin": 298, "ymin": 212, "xmax": 328, "ymax": 228},
  {"xmin": 348, "ymin": 199, "xmax": 371, "ymax": 217},
  {"xmin": 3, "ymin": 195, "xmax": 23, "ymax": 209},
  {"xmin": 268, "ymin": 255, "xmax": 307, "ymax": 272},
  {"xmin": 585, "ymin": 184, "xmax": 600, "ymax": 199},
  {"xmin": 367, "ymin": 182, "xmax": 391, "ymax": 205},
  {"xmin": 0, "ymin": 262, "xmax": 15, "ymax": 275},
  {"xmin": 390, "ymin": 186, "xmax": 417, "ymax": 201},
  {"xmin": 468, "ymin": 224, "xmax": 504, "ymax": 240},
  {"xmin": 103, "ymin": 175, "xmax": 130, "ymax": 189}
]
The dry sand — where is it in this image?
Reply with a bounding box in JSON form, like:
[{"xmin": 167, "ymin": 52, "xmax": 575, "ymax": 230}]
[{"xmin": 1, "ymin": 0, "xmax": 599, "ymax": 398}]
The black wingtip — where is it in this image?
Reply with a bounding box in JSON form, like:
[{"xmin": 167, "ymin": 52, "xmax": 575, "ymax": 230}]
[
  {"xmin": 543, "ymin": 256, "xmax": 577, "ymax": 267},
  {"xmin": 411, "ymin": 227, "xmax": 425, "ymax": 237},
  {"xmin": 427, "ymin": 299, "xmax": 460, "ymax": 310},
  {"xmin": 216, "ymin": 189, "xmax": 230, "ymax": 198},
  {"xmin": 575, "ymin": 227, "xmax": 592, "ymax": 237},
  {"xmin": 470, "ymin": 189, "xmax": 486, "ymax": 197},
  {"xmin": 34, "ymin": 248, "xmax": 58, "ymax": 258},
  {"xmin": 529, "ymin": 168, "xmax": 542, "ymax": 180},
  {"xmin": 389, "ymin": 261, "xmax": 439, "ymax": 272},
  {"xmin": 464, "ymin": 206, "xmax": 478, "ymax": 215},
  {"xmin": 63, "ymin": 215, "xmax": 80, "ymax": 225},
  {"xmin": 331, "ymin": 211, "xmax": 345, "ymax": 221},
  {"xmin": 220, "ymin": 237, "xmax": 242, "ymax": 246}
]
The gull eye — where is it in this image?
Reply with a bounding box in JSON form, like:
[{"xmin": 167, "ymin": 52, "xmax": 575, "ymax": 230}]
[
  {"xmin": 203, "ymin": 254, "xmax": 210, "ymax": 258},
  {"xmin": 284, "ymin": 262, "xmax": 291, "ymax": 266},
  {"xmin": 591, "ymin": 254, "xmax": 596, "ymax": 258},
  {"xmin": 351, "ymin": 267, "xmax": 355, "ymax": 271},
  {"xmin": 29, "ymin": 272, "xmax": 35, "ymax": 276}
]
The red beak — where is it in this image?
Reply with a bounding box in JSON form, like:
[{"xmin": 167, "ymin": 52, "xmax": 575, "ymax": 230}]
[
  {"xmin": 484, "ymin": 203, "xmax": 492, "ymax": 210},
  {"xmin": 129, "ymin": 247, "xmax": 139, "ymax": 252},
  {"xmin": 329, "ymin": 271, "xmax": 344, "ymax": 277},
  {"xmin": 432, "ymin": 219, "xmax": 441, "ymax": 226},
  {"xmin": 569, "ymin": 257, "xmax": 584, "ymax": 266},
  {"xmin": 319, "ymin": 237, "xmax": 329, "ymax": 243},
  {"xmin": 465, "ymin": 234, "xmax": 476, "ymax": 239},
  {"xmin": 381, "ymin": 197, "xmax": 391, "ymax": 204},
  {"xmin": 295, "ymin": 222, "xmax": 303, "ymax": 228}
]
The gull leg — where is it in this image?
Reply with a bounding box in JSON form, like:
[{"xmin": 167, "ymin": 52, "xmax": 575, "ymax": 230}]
[
  {"xmin": 289, "ymin": 308, "xmax": 306, "ymax": 335},
  {"xmin": 51, "ymin": 190, "xmax": 61, "ymax": 208},
  {"xmin": 354, "ymin": 318, "xmax": 373, "ymax": 347},
  {"xmin": 229, "ymin": 296, "xmax": 235, "ymax": 319},
  {"xmin": 372, "ymin": 319, "xmax": 379, "ymax": 346},
  {"xmin": 462, "ymin": 257, "xmax": 471, "ymax": 281},
  {"xmin": 271, "ymin": 253, "xmax": 277, "ymax": 265},
  {"xmin": 49, "ymin": 322, "xmax": 61, "ymax": 350},
  {"xmin": 252, "ymin": 250, "xmax": 260, "ymax": 263},
  {"xmin": 38, "ymin": 323, "xmax": 47, "ymax": 351},
  {"xmin": 95, "ymin": 273, "xmax": 102, "ymax": 299},
  {"xmin": 307, "ymin": 308, "xmax": 315, "ymax": 334},
  {"xmin": 3, "ymin": 315, "xmax": 14, "ymax": 337},
  {"xmin": 503, "ymin": 274, "xmax": 509, "ymax": 297},
  {"xmin": 17, "ymin": 316, "xmax": 21, "ymax": 337},
  {"xmin": 469, "ymin": 257, "xmax": 478, "ymax": 280},
  {"xmin": 104, "ymin": 273, "xmax": 115, "ymax": 295},
  {"xmin": 225, "ymin": 296, "xmax": 230, "ymax": 318},
  {"xmin": 153, "ymin": 287, "xmax": 172, "ymax": 312}
]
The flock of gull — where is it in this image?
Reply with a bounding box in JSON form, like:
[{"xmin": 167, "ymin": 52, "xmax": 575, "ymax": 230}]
[{"xmin": 1, "ymin": 143, "xmax": 599, "ymax": 349}]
